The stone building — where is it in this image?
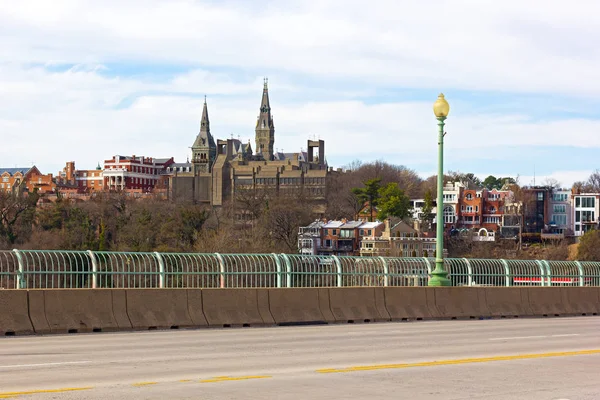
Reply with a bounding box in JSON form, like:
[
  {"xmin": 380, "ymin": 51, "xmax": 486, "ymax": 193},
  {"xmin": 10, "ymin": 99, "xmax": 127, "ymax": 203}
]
[{"xmin": 166, "ymin": 80, "xmax": 330, "ymax": 209}]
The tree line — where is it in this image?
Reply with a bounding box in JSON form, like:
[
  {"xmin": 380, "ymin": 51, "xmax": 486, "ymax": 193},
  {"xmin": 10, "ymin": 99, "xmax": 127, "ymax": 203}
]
[{"xmin": 1, "ymin": 161, "xmax": 599, "ymax": 260}]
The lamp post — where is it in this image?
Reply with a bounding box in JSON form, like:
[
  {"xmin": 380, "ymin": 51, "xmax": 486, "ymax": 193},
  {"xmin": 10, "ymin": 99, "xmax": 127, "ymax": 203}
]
[{"xmin": 428, "ymin": 93, "xmax": 452, "ymax": 287}]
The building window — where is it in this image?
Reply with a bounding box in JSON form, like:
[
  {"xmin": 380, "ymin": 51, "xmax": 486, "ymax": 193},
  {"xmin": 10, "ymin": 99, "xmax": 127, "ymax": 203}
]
[
  {"xmin": 580, "ymin": 197, "xmax": 595, "ymax": 208},
  {"xmin": 553, "ymin": 204, "xmax": 566, "ymax": 213},
  {"xmin": 443, "ymin": 206, "xmax": 455, "ymax": 224},
  {"xmin": 553, "ymin": 193, "xmax": 568, "ymax": 202},
  {"xmin": 332, "ymin": 229, "xmax": 337, "ymax": 236},
  {"xmin": 537, "ymin": 192, "xmax": 544, "ymax": 201},
  {"xmin": 466, "ymin": 193, "xmax": 473, "ymax": 200},
  {"xmin": 552, "ymin": 214, "xmax": 567, "ymax": 225}
]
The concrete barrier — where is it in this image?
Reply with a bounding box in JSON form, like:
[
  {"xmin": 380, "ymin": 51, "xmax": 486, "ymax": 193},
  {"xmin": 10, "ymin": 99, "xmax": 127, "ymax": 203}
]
[
  {"xmin": 384, "ymin": 287, "xmax": 436, "ymax": 320},
  {"xmin": 187, "ymin": 289, "xmax": 208, "ymax": 327},
  {"xmin": 527, "ymin": 287, "xmax": 568, "ymax": 316},
  {"xmin": 560, "ymin": 287, "xmax": 600, "ymax": 316},
  {"xmin": 202, "ymin": 288, "xmax": 268, "ymax": 327},
  {"xmin": 328, "ymin": 287, "xmax": 390, "ymax": 323},
  {"xmin": 433, "ymin": 287, "xmax": 489, "ymax": 319},
  {"xmin": 126, "ymin": 289, "xmax": 194, "ymax": 330},
  {"xmin": 484, "ymin": 288, "xmax": 532, "ymax": 318},
  {"xmin": 0, "ymin": 290, "xmax": 34, "ymax": 335},
  {"xmin": 43, "ymin": 289, "xmax": 119, "ymax": 333},
  {"xmin": 111, "ymin": 289, "xmax": 132, "ymax": 330},
  {"xmin": 27, "ymin": 290, "xmax": 50, "ymax": 334},
  {"xmin": 257, "ymin": 289, "xmax": 275, "ymax": 325},
  {"xmin": 268, "ymin": 288, "xmax": 333, "ymax": 324}
]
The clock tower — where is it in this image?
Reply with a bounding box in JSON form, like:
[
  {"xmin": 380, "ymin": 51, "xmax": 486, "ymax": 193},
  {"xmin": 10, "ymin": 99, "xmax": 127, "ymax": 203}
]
[{"xmin": 255, "ymin": 78, "xmax": 275, "ymax": 161}]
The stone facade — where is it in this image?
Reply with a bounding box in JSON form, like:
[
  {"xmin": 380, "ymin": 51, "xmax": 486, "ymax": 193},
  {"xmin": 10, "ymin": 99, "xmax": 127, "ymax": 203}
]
[{"xmin": 166, "ymin": 81, "xmax": 330, "ymax": 208}]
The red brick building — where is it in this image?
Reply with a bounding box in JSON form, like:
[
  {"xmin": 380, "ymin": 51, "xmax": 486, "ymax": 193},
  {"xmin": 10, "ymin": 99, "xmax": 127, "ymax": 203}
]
[
  {"xmin": 103, "ymin": 155, "xmax": 174, "ymax": 192},
  {"xmin": 1, "ymin": 166, "xmax": 56, "ymax": 194}
]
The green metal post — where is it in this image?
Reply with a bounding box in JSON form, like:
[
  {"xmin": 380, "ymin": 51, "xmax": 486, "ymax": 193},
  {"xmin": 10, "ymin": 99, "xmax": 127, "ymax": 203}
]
[
  {"xmin": 428, "ymin": 116, "xmax": 451, "ymax": 286},
  {"xmin": 13, "ymin": 249, "xmax": 24, "ymax": 289}
]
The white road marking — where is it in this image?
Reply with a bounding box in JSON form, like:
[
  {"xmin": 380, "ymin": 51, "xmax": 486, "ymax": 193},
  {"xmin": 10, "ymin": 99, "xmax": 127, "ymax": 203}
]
[
  {"xmin": 0, "ymin": 361, "xmax": 92, "ymax": 369},
  {"xmin": 489, "ymin": 335, "xmax": 546, "ymax": 341},
  {"xmin": 490, "ymin": 334, "xmax": 580, "ymax": 341}
]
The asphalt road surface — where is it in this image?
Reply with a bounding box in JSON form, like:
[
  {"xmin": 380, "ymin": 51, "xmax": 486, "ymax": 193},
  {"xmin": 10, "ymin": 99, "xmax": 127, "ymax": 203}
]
[{"xmin": 1, "ymin": 317, "xmax": 599, "ymax": 399}]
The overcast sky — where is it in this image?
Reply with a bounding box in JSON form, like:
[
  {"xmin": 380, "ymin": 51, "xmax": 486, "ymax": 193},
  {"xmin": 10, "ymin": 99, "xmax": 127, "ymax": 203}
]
[{"xmin": 1, "ymin": 0, "xmax": 598, "ymax": 187}]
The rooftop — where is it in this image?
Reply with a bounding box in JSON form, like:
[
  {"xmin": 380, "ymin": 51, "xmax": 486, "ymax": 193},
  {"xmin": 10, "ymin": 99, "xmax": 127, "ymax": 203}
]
[{"xmin": 0, "ymin": 167, "xmax": 31, "ymax": 176}]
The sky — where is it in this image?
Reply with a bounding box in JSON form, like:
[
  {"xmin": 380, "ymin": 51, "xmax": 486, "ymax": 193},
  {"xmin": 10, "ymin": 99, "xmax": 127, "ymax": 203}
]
[{"xmin": 1, "ymin": 0, "xmax": 599, "ymax": 188}]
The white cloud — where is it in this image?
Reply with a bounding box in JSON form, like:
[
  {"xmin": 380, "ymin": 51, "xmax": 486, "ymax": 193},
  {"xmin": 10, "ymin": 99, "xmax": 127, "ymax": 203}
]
[
  {"xmin": 2, "ymin": 0, "xmax": 600, "ymax": 94},
  {"xmin": 1, "ymin": 0, "xmax": 599, "ymax": 181}
]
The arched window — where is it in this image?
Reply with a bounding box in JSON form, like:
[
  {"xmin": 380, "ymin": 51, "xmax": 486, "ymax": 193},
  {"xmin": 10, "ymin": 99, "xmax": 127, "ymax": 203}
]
[
  {"xmin": 489, "ymin": 206, "xmax": 496, "ymax": 213},
  {"xmin": 466, "ymin": 193, "xmax": 473, "ymax": 200},
  {"xmin": 443, "ymin": 206, "xmax": 455, "ymax": 224}
]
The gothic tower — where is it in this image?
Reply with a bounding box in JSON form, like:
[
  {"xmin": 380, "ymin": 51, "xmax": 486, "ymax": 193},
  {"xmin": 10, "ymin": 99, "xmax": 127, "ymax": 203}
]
[
  {"xmin": 191, "ymin": 97, "xmax": 216, "ymax": 174},
  {"xmin": 255, "ymin": 78, "xmax": 275, "ymax": 161}
]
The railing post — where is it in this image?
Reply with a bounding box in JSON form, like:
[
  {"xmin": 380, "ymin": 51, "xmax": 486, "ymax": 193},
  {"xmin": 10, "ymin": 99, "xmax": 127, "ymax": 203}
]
[
  {"xmin": 272, "ymin": 253, "xmax": 282, "ymax": 288},
  {"xmin": 535, "ymin": 260, "xmax": 546, "ymax": 287},
  {"xmin": 215, "ymin": 253, "xmax": 225, "ymax": 288},
  {"xmin": 422, "ymin": 257, "xmax": 432, "ymax": 275},
  {"xmin": 332, "ymin": 255, "xmax": 342, "ymax": 287},
  {"xmin": 13, "ymin": 249, "xmax": 24, "ymax": 289},
  {"xmin": 542, "ymin": 260, "xmax": 552, "ymax": 287},
  {"xmin": 574, "ymin": 261, "xmax": 584, "ymax": 287},
  {"xmin": 462, "ymin": 258, "xmax": 473, "ymax": 286},
  {"xmin": 280, "ymin": 253, "xmax": 292, "ymax": 288},
  {"xmin": 154, "ymin": 252, "xmax": 165, "ymax": 289},
  {"xmin": 87, "ymin": 250, "xmax": 98, "ymax": 289},
  {"xmin": 500, "ymin": 259, "xmax": 511, "ymax": 287},
  {"xmin": 378, "ymin": 256, "xmax": 389, "ymax": 287}
]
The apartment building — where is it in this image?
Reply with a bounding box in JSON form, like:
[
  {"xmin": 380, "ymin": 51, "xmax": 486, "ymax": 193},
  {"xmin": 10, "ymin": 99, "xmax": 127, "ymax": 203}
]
[
  {"xmin": 572, "ymin": 193, "xmax": 600, "ymax": 237},
  {"xmin": 303, "ymin": 219, "xmax": 384, "ymax": 256},
  {"xmin": 543, "ymin": 189, "xmax": 573, "ymax": 239},
  {"xmin": 298, "ymin": 220, "xmax": 326, "ymax": 255},
  {"xmin": 103, "ymin": 155, "xmax": 174, "ymax": 192},
  {"xmin": 58, "ymin": 161, "xmax": 104, "ymax": 192},
  {"xmin": 360, "ymin": 219, "xmax": 437, "ymax": 257},
  {"xmin": 0, "ymin": 166, "xmax": 56, "ymax": 194}
]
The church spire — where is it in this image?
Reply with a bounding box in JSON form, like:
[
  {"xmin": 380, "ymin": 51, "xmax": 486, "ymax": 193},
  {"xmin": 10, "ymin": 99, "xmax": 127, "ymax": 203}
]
[
  {"xmin": 200, "ymin": 95, "xmax": 209, "ymax": 132},
  {"xmin": 192, "ymin": 97, "xmax": 216, "ymax": 174},
  {"xmin": 255, "ymin": 78, "xmax": 275, "ymax": 161},
  {"xmin": 260, "ymin": 78, "xmax": 270, "ymax": 111}
]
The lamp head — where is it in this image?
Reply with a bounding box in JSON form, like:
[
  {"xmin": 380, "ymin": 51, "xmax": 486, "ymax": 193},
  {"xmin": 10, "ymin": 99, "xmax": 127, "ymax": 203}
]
[{"xmin": 433, "ymin": 93, "xmax": 450, "ymax": 118}]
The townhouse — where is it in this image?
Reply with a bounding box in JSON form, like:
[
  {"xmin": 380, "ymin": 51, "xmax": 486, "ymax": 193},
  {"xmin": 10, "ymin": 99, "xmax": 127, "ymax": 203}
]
[{"xmin": 0, "ymin": 166, "xmax": 56, "ymax": 194}]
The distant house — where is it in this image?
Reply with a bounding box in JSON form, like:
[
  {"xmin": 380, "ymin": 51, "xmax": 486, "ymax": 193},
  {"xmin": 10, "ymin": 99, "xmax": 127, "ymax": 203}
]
[
  {"xmin": 0, "ymin": 166, "xmax": 56, "ymax": 195},
  {"xmin": 360, "ymin": 218, "xmax": 438, "ymax": 258}
]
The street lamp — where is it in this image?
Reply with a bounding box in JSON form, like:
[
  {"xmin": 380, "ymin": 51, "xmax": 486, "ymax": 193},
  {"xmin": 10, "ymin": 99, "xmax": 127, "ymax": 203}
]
[{"xmin": 428, "ymin": 93, "xmax": 452, "ymax": 287}]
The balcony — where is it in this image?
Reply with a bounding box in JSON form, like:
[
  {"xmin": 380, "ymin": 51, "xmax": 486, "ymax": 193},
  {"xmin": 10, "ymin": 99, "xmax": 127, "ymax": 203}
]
[
  {"xmin": 541, "ymin": 232, "xmax": 565, "ymax": 240},
  {"xmin": 388, "ymin": 236, "xmax": 436, "ymax": 242},
  {"xmin": 472, "ymin": 236, "xmax": 495, "ymax": 242}
]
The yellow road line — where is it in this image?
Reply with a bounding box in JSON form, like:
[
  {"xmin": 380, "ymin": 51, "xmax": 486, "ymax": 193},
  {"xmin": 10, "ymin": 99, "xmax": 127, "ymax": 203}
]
[
  {"xmin": 317, "ymin": 349, "xmax": 600, "ymax": 374},
  {"xmin": 132, "ymin": 382, "xmax": 158, "ymax": 387},
  {"xmin": 200, "ymin": 375, "xmax": 272, "ymax": 383},
  {"xmin": 0, "ymin": 387, "xmax": 93, "ymax": 397},
  {"xmin": 179, "ymin": 379, "xmax": 192, "ymax": 383}
]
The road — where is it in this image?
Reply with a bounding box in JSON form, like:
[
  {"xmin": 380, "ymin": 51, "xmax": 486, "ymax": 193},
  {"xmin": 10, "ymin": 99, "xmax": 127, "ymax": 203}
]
[{"xmin": 1, "ymin": 317, "xmax": 599, "ymax": 399}]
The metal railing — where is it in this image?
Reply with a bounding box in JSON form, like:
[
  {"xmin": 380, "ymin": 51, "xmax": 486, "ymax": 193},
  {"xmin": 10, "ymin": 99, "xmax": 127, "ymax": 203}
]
[{"xmin": 1, "ymin": 250, "xmax": 600, "ymax": 289}]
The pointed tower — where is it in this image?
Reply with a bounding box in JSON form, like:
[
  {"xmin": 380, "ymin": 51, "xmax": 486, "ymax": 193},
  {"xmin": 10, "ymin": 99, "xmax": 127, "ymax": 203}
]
[
  {"xmin": 255, "ymin": 78, "xmax": 275, "ymax": 161},
  {"xmin": 192, "ymin": 96, "xmax": 217, "ymax": 174}
]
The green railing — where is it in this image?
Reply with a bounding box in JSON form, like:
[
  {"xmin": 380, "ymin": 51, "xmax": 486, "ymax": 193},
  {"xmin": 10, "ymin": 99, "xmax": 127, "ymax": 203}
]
[{"xmin": 1, "ymin": 250, "xmax": 600, "ymax": 289}]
